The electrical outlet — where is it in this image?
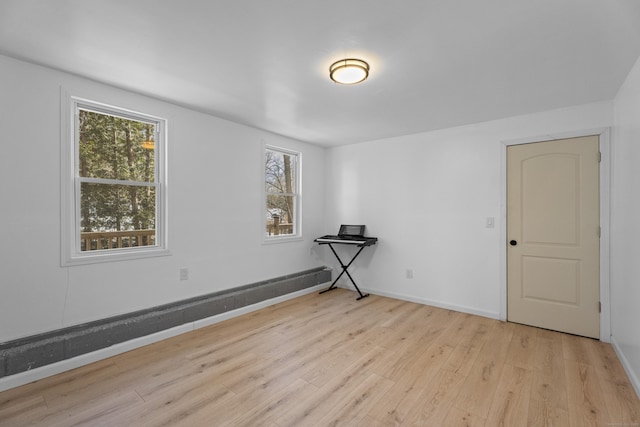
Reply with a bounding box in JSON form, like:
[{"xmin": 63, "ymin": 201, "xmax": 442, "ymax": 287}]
[
  {"xmin": 179, "ymin": 268, "xmax": 189, "ymax": 281},
  {"xmin": 406, "ymin": 269, "xmax": 414, "ymax": 279}
]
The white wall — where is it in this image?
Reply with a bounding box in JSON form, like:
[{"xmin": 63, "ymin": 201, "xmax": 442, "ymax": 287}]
[
  {"xmin": 611, "ymin": 55, "xmax": 640, "ymax": 393},
  {"xmin": 324, "ymin": 102, "xmax": 613, "ymax": 319},
  {"xmin": 0, "ymin": 54, "xmax": 326, "ymax": 342}
]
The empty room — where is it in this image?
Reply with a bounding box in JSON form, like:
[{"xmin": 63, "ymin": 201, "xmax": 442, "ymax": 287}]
[{"xmin": 1, "ymin": 1, "xmax": 639, "ymax": 425}]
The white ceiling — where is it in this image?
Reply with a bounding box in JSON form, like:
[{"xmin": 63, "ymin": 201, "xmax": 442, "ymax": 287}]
[{"xmin": 1, "ymin": 1, "xmax": 639, "ymax": 146}]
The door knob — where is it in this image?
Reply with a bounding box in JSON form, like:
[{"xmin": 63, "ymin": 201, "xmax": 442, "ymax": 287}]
[{"xmin": 509, "ymin": 240, "xmax": 517, "ymax": 246}]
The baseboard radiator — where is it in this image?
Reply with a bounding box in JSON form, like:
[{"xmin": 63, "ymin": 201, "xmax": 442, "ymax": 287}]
[{"xmin": 0, "ymin": 267, "xmax": 331, "ymax": 378}]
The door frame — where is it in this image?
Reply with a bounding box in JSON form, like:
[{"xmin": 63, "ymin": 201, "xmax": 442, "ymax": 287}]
[{"xmin": 499, "ymin": 127, "xmax": 611, "ymax": 342}]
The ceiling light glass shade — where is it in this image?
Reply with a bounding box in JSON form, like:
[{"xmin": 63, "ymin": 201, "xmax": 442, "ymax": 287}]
[{"xmin": 329, "ymin": 58, "xmax": 369, "ymax": 85}]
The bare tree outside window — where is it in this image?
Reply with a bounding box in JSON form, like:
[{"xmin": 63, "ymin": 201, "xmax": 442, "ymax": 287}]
[{"xmin": 265, "ymin": 147, "xmax": 299, "ymax": 237}]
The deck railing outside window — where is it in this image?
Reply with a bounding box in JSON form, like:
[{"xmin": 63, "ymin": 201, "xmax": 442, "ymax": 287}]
[{"xmin": 81, "ymin": 229, "xmax": 156, "ymax": 251}]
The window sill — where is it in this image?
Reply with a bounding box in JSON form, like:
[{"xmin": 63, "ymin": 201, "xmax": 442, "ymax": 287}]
[
  {"xmin": 62, "ymin": 247, "xmax": 171, "ymax": 266},
  {"xmin": 262, "ymin": 235, "xmax": 303, "ymax": 245}
]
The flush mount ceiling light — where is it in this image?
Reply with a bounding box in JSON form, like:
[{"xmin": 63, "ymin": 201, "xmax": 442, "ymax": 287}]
[{"xmin": 329, "ymin": 58, "xmax": 369, "ymax": 85}]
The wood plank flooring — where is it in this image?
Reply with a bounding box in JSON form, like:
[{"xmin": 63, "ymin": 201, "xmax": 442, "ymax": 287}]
[{"xmin": 1, "ymin": 289, "xmax": 638, "ymax": 426}]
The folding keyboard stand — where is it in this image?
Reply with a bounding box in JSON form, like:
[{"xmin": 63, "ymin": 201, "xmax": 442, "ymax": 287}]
[{"xmin": 319, "ymin": 243, "xmax": 370, "ymax": 300}]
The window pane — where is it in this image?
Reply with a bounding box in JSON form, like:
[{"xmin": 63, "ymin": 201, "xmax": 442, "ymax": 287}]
[
  {"xmin": 79, "ymin": 109, "xmax": 155, "ymax": 182},
  {"xmin": 266, "ymin": 194, "xmax": 295, "ymax": 236},
  {"xmin": 265, "ymin": 150, "xmax": 296, "ymax": 194},
  {"xmin": 80, "ymin": 182, "xmax": 156, "ymax": 251}
]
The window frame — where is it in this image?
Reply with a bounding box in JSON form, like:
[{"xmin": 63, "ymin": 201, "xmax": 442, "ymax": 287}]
[
  {"xmin": 61, "ymin": 93, "xmax": 169, "ymax": 265},
  {"xmin": 263, "ymin": 144, "xmax": 302, "ymax": 243}
]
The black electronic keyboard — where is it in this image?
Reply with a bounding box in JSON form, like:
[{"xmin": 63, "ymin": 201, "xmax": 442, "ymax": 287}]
[
  {"xmin": 314, "ymin": 235, "xmax": 378, "ymax": 246},
  {"xmin": 314, "ymin": 225, "xmax": 378, "ymax": 300}
]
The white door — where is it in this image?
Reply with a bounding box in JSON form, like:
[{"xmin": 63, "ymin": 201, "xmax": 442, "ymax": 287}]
[{"xmin": 507, "ymin": 136, "xmax": 600, "ymax": 339}]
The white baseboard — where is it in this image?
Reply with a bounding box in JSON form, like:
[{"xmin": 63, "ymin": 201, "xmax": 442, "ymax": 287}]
[
  {"xmin": 0, "ymin": 283, "xmax": 328, "ymax": 393},
  {"xmin": 357, "ymin": 286, "xmax": 501, "ymax": 320},
  {"xmin": 610, "ymin": 336, "xmax": 640, "ymax": 399}
]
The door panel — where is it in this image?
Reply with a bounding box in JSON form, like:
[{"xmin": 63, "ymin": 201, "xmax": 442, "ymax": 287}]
[
  {"xmin": 522, "ymin": 154, "xmax": 579, "ymax": 245},
  {"xmin": 507, "ymin": 136, "xmax": 600, "ymax": 339},
  {"xmin": 521, "ymin": 256, "xmax": 579, "ymax": 304}
]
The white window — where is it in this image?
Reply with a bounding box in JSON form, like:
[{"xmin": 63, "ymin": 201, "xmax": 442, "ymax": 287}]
[
  {"xmin": 264, "ymin": 145, "xmax": 301, "ymax": 240},
  {"xmin": 62, "ymin": 96, "xmax": 168, "ymax": 265}
]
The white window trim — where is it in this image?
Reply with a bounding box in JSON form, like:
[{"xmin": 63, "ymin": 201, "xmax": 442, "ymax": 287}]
[
  {"xmin": 263, "ymin": 143, "xmax": 302, "ymax": 244},
  {"xmin": 61, "ymin": 90, "xmax": 169, "ymax": 265}
]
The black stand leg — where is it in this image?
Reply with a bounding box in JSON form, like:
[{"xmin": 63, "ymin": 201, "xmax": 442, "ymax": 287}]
[{"xmin": 319, "ymin": 243, "xmax": 370, "ymax": 300}]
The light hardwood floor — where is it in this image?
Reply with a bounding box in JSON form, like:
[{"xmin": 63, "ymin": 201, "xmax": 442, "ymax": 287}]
[{"xmin": 1, "ymin": 289, "xmax": 638, "ymax": 426}]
